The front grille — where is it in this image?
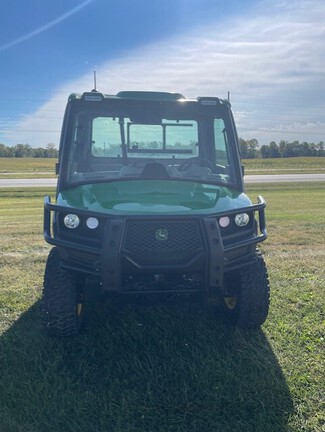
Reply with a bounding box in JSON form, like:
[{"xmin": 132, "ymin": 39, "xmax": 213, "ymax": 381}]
[{"xmin": 123, "ymin": 219, "xmax": 203, "ymax": 266}]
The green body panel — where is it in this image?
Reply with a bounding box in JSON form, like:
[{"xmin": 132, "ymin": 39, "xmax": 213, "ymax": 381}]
[{"xmin": 57, "ymin": 180, "xmax": 252, "ymax": 215}]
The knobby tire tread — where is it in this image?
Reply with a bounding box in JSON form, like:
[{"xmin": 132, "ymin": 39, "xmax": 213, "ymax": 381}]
[{"xmin": 42, "ymin": 247, "xmax": 82, "ymax": 337}]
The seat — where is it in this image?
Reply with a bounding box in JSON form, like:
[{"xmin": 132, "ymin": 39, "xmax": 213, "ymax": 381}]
[{"xmin": 140, "ymin": 162, "xmax": 170, "ymax": 179}]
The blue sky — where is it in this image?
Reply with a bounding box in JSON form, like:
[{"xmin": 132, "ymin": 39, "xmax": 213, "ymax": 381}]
[{"xmin": 0, "ymin": 0, "xmax": 324, "ymax": 147}]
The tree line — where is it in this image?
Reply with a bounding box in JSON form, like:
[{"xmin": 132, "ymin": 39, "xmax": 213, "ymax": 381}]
[
  {"xmin": 0, "ymin": 140, "xmax": 324, "ymax": 159},
  {"xmin": 239, "ymin": 139, "xmax": 325, "ymax": 159},
  {"xmin": 0, "ymin": 143, "xmax": 58, "ymax": 158}
]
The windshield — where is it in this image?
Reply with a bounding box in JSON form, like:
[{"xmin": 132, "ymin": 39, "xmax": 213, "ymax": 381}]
[{"xmin": 64, "ymin": 104, "xmax": 238, "ymax": 186}]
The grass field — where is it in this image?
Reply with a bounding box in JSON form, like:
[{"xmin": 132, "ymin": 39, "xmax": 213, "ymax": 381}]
[
  {"xmin": 243, "ymin": 157, "xmax": 325, "ymax": 173},
  {"xmin": 0, "ymin": 184, "xmax": 324, "ymax": 432},
  {"xmin": 0, "ymin": 156, "xmax": 324, "ymax": 178},
  {"xmin": 0, "ymin": 158, "xmax": 56, "ymax": 178}
]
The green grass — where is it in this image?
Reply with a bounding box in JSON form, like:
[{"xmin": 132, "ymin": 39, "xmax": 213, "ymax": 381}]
[
  {"xmin": 243, "ymin": 156, "xmax": 325, "ymax": 174},
  {"xmin": 0, "ymin": 185, "xmax": 324, "ymax": 432},
  {"xmin": 0, "ymin": 156, "xmax": 325, "ymax": 178},
  {"xmin": 0, "ymin": 158, "xmax": 56, "ymax": 178}
]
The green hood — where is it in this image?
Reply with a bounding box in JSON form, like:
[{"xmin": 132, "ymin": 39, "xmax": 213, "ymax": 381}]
[{"xmin": 57, "ymin": 180, "xmax": 252, "ymax": 215}]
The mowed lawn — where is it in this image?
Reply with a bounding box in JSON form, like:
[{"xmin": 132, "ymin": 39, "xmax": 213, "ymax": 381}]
[{"xmin": 0, "ymin": 183, "xmax": 324, "ymax": 432}]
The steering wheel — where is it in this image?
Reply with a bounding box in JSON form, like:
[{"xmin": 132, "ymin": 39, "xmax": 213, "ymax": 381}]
[{"xmin": 179, "ymin": 157, "xmax": 214, "ymax": 172}]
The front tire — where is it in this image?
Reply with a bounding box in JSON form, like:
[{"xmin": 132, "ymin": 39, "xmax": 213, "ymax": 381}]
[
  {"xmin": 42, "ymin": 247, "xmax": 84, "ymax": 336},
  {"xmin": 220, "ymin": 250, "xmax": 270, "ymax": 329}
]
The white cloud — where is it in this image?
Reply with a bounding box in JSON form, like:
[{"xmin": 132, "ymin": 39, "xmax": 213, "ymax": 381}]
[{"xmin": 5, "ymin": 0, "xmax": 325, "ymax": 146}]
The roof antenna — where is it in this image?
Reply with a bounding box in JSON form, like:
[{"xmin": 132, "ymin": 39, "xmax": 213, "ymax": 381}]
[
  {"xmin": 92, "ymin": 70, "xmax": 98, "ymax": 92},
  {"xmin": 227, "ymin": 91, "xmax": 230, "ymax": 101}
]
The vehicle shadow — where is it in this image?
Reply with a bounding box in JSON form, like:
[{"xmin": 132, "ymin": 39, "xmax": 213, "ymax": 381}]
[{"xmin": 0, "ymin": 298, "xmax": 294, "ymax": 432}]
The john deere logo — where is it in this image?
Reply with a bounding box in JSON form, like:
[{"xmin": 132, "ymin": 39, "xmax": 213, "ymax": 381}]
[{"xmin": 155, "ymin": 228, "xmax": 168, "ymax": 241}]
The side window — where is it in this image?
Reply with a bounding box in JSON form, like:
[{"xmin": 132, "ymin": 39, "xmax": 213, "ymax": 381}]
[
  {"xmin": 214, "ymin": 119, "xmax": 230, "ymax": 167},
  {"xmin": 91, "ymin": 117, "xmax": 122, "ymax": 157}
]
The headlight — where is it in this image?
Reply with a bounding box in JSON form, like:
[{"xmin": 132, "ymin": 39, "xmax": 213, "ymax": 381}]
[
  {"xmin": 234, "ymin": 213, "xmax": 250, "ymax": 227},
  {"xmin": 64, "ymin": 213, "xmax": 80, "ymax": 229},
  {"xmin": 86, "ymin": 217, "xmax": 99, "ymax": 229},
  {"xmin": 219, "ymin": 216, "xmax": 230, "ymax": 228}
]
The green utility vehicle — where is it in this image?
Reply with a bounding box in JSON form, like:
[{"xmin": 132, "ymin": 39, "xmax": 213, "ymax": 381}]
[{"xmin": 43, "ymin": 90, "xmax": 269, "ymax": 336}]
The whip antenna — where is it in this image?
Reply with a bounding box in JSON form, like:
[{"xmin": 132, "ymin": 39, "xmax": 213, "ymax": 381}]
[{"xmin": 92, "ymin": 70, "xmax": 97, "ymax": 92}]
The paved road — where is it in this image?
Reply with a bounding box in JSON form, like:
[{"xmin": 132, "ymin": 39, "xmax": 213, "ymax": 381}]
[
  {"xmin": 0, "ymin": 173, "xmax": 325, "ymax": 188},
  {"xmin": 0, "ymin": 178, "xmax": 58, "ymax": 188},
  {"xmin": 245, "ymin": 173, "xmax": 325, "ymax": 183}
]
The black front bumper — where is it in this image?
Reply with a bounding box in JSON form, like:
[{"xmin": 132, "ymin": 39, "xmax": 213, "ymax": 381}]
[{"xmin": 44, "ymin": 196, "xmax": 267, "ymax": 293}]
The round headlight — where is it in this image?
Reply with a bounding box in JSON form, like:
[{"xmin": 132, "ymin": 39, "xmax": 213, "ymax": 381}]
[
  {"xmin": 64, "ymin": 214, "xmax": 80, "ymax": 229},
  {"xmin": 234, "ymin": 213, "xmax": 250, "ymax": 227},
  {"xmin": 219, "ymin": 216, "xmax": 230, "ymax": 228},
  {"xmin": 86, "ymin": 217, "xmax": 99, "ymax": 229}
]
